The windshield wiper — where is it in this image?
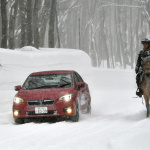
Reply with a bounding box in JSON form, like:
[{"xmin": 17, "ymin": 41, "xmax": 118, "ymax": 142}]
[
  {"xmin": 31, "ymin": 85, "xmax": 55, "ymax": 89},
  {"xmin": 60, "ymin": 83, "xmax": 71, "ymax": 87}
]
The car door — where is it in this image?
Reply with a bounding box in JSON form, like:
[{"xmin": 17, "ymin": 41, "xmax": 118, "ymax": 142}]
[{"xmin": 74, "ymin": 72, "xmax": 88, "ymax": 110}]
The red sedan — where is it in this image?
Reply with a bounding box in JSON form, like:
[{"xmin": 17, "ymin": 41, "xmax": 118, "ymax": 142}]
[{"xmin": 13, "ymin": 70, "xmax": 91, "ymax": 124}]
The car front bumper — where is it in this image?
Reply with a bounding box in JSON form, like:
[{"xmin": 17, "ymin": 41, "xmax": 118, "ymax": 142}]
[{"xmin": 13, "ymin": 100, "xmax": 76, "ymax": 119}]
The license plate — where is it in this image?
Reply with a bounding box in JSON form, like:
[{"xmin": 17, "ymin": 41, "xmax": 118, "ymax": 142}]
[{"xmin": 35, "ymin": 107, "xmax": 48, "ymax": 114}]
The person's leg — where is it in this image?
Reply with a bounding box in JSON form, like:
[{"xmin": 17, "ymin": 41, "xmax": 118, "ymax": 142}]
[
  {"xmin": 136, "ymin": 73, "xmax": 143, "ymax": 97},
  {"xmin": 136, "ymin": 73, "xmax": 140, "ymax": 87}
]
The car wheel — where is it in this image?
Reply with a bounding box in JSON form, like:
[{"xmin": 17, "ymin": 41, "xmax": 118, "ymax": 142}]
[
  {"xmin": 87, "ymin": 98, "xmax": 91, "ymax": 114},
  {"xmin": 14, "ymin": 118, "xmax": 24, "ymax": 124},
  {"xmin": 71, "ymin": 101, "xmax": 79, "ymax": 122}
]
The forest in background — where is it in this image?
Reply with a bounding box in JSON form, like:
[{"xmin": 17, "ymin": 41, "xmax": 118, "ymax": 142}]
[{"xmin": 0, "ymin": 0, "xmax": 150, "ymax": 69}]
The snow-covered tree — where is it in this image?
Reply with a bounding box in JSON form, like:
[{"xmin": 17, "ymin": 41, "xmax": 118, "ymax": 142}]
[{"xmin": 0, "ymin": 0, "xmax": 150, "ymax": 69}]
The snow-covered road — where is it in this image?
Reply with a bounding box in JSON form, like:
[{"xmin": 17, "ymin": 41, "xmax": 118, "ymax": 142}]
[{"xmin": 0, "ymin": 48, "xmax": 149, "ymax": 150}]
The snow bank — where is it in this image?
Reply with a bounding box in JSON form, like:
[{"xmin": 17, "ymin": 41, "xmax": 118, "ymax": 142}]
[
  {"xmin": 19, "ymin": 46, "xmax": 39, "ymax": 52},
  {"xmin": 0, "ymin": 47, "xmax": 91, "ymax": 67}
]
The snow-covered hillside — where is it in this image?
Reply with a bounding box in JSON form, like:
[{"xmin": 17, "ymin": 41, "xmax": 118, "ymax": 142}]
[{"xmin": 0, "ymin": 47, "xmax": 149, "ymax": 150}]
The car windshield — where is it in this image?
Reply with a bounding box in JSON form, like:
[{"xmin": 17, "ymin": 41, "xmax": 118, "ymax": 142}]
[{"xmin": 22, "ymin": 73, "xmax": 73, "ymax": 90}]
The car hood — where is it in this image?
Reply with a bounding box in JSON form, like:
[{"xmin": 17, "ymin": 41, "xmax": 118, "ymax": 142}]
[{"xmin": 16, "ymin": 88, "xmax": 74, "ymax": 100}]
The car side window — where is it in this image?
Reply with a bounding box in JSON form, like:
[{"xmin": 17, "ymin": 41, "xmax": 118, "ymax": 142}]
[
  {"xmin": 74, "ymin": 73, "xmax": 78, "ymax": 88},
  {"xmin": 75, "ymin": 72, "xmax": 84, "ymax": 82}
]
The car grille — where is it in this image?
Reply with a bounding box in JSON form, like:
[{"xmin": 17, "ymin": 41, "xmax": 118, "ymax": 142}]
[
  {"xmin": 27, "ymin": 99, "xmax": 55, "ymax": 106},
  {"xmin": 26, "ymin": 110, "xmax": 57, "ymax": 116}
]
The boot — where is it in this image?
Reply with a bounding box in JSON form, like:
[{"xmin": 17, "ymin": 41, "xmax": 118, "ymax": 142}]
[{"xmin": 136, "ymin": 88, "xmax": 143, "ymax": 98}]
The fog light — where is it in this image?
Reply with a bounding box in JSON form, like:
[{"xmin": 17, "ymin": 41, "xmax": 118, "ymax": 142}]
[
  {"xmin": 63, "ymin": 106, "xmax": 73, "ymax": 113},
  {"xmin": 14, "ymin": 110, "xmax": 20, "ymax": 116},
  {"xmin": 67, "ymin": 108, "xmax": 72, "ymax": 114}
]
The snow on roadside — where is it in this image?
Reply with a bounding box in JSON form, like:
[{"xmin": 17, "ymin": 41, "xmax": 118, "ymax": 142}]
[{"xmin": 19, "ymin": 46, "xmax": 39, "ymax": 52}]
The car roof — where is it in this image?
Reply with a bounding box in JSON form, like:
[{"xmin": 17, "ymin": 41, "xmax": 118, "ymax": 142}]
[{"xmin": 30, "ymin": 70, "xmax": 75, "ymax": 76}]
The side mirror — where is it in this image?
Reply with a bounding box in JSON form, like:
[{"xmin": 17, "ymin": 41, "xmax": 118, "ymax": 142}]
[
  {"xmin": 15, "ymin": 85, "xmax": 22, "ymax": 91},
  {"xmin": 78, "ymin": 82, "xmax": 85, "ymax": 88}
]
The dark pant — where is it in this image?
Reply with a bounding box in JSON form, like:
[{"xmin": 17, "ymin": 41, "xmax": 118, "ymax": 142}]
[{"xmin": 136, "ymin": 72, "xmax": 142, "ymax": 88}]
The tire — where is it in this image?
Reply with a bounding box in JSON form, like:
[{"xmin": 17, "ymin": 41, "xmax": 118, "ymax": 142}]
[
  {"xmin": 71, "ymin": 102, "xmax": 79, "ymax": 122},
  {"xmin": 87, "ymin": 97, "xmax": 91, "ymax": 114},
  {"xmin": 14, "ymin": 118, "xmax": 24, "ymax": 124}
]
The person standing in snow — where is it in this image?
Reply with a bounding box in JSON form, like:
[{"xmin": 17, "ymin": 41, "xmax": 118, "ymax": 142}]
[{"xmin": 135, "ymin": 38, "xmax": 150, "ymax": 97}]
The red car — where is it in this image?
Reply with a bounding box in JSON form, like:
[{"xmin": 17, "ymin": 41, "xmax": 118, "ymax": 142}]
[{"xmin": 13, "ymin": 70, "xmax": 91, "ymax": 124}]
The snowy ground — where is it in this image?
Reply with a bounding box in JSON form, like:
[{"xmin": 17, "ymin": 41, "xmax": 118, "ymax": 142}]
[{"xmin": 0, "ymin": 47, "xmax": 149, "ymax": 150}]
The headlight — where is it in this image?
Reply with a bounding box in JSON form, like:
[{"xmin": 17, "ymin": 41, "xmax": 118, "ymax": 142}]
[
  {"xmin": 13, "ymin": 97, "xmax": 24, "ymax": 104},
  {"xmin": 59, "ymin": 94, "xmax": 73, "ymax": 101}
]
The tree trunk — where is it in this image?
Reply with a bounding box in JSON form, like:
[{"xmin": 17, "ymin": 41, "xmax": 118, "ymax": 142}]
[
  {"xmin": 56, "ymin": 9, "xmax": 60, "ymax": 48},
  {"xmin": 8, "ymin": 0, "xmax": 18, "ymax": 49},
  {"xmin": 33, "ymin": 0, "xmax": 40, "ymax": 49},
  {"xmin": 1, "ymin": 0, "xmax": 7, "ymax": 48},
  {"xmin": 39, "ymin": 0, "xmax": 51, "ymax": 47},
  {"xmin": 26, "ymin": 0, "xmax": 33, "ymax": 46},
  {"xmin": 130, "ymin": 1, "xmax": 133, "ymax": 69},
  {"xmin": 49, "ymin": 0, "xmax": 56, "ymax": 48},
  {"xmin": 19, "ymin": 0, "xmax": 26, "ymax": 48}
]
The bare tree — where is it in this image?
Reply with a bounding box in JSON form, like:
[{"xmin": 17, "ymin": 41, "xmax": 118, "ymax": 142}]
[
  {"xmin": 33, "ymin": 0, "xmax": 40, "ymax": 49},
  {"xmin": 39, "ymin": 0, "xmax": 51, "ymax": 47},
  {"xmin": 19, "ymin": 0, "xmax": 26, "ymax": 48},
  {"xmin": 0, "ymin": 0, "xmax": 149, "ymax": 69},
  {"xmin": 8, "ymin": 0, "xmax": 18, "ymax": 49},
  {"xmin": 56, "ymin": 2, "xmax": 60, "ymax": 48},
  {"xmin": 0, "ymin": 0, "xmax": 7, "ymax": 48},
  {"xmin": 26, "ymin": 0, "xmax": 33, "ymax": 46},
  {"xmin": 49, "ymin": 0, "xmax": 56, "ymax": 48}
]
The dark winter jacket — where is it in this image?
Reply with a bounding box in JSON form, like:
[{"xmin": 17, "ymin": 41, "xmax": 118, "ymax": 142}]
[{"xmin": 135, "ymin": 48, "xmax": 150, "ymax": 74}]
